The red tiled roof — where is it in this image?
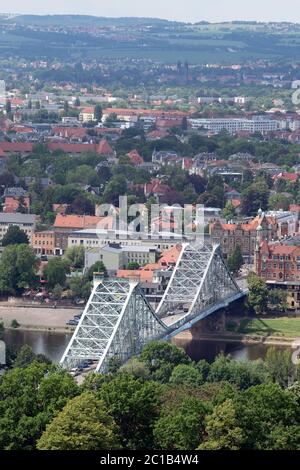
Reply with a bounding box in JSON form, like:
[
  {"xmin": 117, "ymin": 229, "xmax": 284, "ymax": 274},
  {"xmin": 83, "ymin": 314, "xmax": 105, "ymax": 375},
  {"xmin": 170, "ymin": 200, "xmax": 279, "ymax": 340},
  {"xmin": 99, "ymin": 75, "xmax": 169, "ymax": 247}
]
[
  {"xmin": 117, "ymin": 269, "xmax": 154, "ymax": 283},
  {"xmin": 80, "ymin": 107, "xmax": 95, "ymax": 114},
  {"xmin": 54, "ymin": 214, "xmax": 102, "ymax": 229},
  {"xmin": 11, "ymin": 125, "xmax": 35, "ymax": 134},
  {"xmin": 272, "ymin": 172, "xmax": 298, "ymax": 183},
  {"xmin": 145, "ymin": 178, "xmax": 171, "ymax": 196},
  {"xmin": 231, "ymin": 199, "xmax": 241, "ymax": 208},
  {"xmin": 211, "ymin": 215, "xmax": 276, "ymax": 232},
  {"xmin": 264, "ymin": 243, "xmax": 299, "ymax": 256},
  {"xmin": 0, "ymin": 142, "xmax": 33, "ymax": 153},
  {"xmin": 3, "ymin": 196, "xmax": 30, "ymax": 213},
  {"xmin": 52, "ymin": 127, "xmax": 87, "ymax": 139},
  {"xmin": 127, "ymin": 149, "xmax": 144, "ymax": 165},
  {"xmin": 98, "ymin": 138, "xmax": 114, "ymax": 155},
  {"xmin": 48, "ymin": 142, "xmax": 97, "ymax": 154},
  {"xmin": 159, "ymin": 244, "xmax": 182, "ymax": 266}
]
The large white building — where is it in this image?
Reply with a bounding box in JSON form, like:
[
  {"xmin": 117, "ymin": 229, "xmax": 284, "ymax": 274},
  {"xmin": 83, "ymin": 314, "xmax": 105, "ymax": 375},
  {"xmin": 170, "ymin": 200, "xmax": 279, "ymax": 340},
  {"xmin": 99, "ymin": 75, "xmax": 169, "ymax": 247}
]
[
  {"xmin": 188, "ymin": 117, "xmax": 279, "ymax": 134},
  {"xmin": 0, "ymin": 213, "xmax": 36, "ymax": 242},
  {"xmin": 68, "ymin": 229, "xmax": 186, "ymax": 252},
  {"xmin": 85, "ymin": 244, "xmax": 158, "ymax": 275}
]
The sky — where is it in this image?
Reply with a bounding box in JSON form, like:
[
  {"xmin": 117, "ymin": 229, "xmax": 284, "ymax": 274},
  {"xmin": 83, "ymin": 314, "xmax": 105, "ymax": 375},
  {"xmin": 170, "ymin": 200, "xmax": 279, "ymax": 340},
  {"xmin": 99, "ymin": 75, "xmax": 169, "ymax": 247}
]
[{"xmin": 1, "ymin": 0, "xmax": 300, "ymax": 23}]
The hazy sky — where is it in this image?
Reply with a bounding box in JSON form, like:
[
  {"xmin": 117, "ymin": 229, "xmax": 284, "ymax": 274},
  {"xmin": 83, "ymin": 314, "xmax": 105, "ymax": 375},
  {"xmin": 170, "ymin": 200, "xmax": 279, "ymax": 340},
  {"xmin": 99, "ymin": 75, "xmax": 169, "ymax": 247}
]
[{"xmin": 1, "ymin": 0, "xmax": 300, "ymax": 23}]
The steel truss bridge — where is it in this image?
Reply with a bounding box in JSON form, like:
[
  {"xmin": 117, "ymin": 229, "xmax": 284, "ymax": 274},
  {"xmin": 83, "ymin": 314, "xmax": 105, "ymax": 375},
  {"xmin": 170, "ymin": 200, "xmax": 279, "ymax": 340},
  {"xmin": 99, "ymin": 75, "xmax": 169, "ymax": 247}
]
[{"xmin": 60, "ymin": 243, "xmax": 246, "ymax": 373}]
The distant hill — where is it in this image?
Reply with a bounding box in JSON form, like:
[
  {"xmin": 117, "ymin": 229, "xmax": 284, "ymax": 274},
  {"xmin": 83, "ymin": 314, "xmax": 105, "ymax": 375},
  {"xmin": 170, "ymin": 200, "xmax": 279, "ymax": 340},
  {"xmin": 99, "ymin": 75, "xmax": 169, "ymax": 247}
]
[
  {"xmin": 3, "ymin": 14, "xmax": 181, "ymax": 26},
  {"xmin": 1, "ymin": 15, "xmax": 300, "ymax": 63}
]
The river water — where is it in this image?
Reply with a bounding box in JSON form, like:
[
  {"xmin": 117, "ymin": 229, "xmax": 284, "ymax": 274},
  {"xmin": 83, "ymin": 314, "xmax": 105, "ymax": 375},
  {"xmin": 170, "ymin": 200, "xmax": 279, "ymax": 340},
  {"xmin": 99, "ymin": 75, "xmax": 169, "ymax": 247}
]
[{"xmin": 3, "ymin": 329, "xmax": 290, "ymax": 364}]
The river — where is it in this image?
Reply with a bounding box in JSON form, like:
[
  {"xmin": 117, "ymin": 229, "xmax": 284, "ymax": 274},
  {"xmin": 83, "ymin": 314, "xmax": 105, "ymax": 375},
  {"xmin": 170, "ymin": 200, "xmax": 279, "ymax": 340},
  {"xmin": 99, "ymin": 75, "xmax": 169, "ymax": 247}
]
[{"xmin": 3, "ymin": 329, "xmax": 290, "ymax": 364}]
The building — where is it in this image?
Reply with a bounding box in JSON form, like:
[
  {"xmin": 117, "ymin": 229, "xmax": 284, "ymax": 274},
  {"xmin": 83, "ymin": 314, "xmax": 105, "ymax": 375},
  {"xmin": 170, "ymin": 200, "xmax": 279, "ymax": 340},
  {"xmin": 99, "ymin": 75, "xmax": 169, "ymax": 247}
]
[
  {"xmin": 79, "ymin": 107, "xmax": 95, "ymax": 123},
  {"xmin": 53, "ymin": 214, "xmax": 108, "ymax": 232},
  {"xmin": 0, "ymin": 213, "xmax": 36, "ymax": 242},
  {"xmin": 53, "ymin": 214, "xmax": 113, "ymax": 255},
  {"xmin": 32, "ymin": 231, "xmax": 55, "ymax": 256},
  {"xmin": 255, "ymin": 236, "xmax": 300, "ymax": 310},
  {"xmin": 68, "ymin": 228, "xmax": 184, "ymax": 252},
  {"xmin": 3, "ymin": 196, "xmax": 30, "ymax": 213},
  {"xmin": 188, "ymin": 117, "xmax": 278, "ymax": 135},
  {"xmin": 210, "ymin": 213, "xmax": 278, "ymax": 262},
  {"xmin": 116, "ymin": 244, "xmax": 182, "ymax": 305},
  {"xmin": 85, "ymin": 243, "xmax": 158, "ymax": 275}
]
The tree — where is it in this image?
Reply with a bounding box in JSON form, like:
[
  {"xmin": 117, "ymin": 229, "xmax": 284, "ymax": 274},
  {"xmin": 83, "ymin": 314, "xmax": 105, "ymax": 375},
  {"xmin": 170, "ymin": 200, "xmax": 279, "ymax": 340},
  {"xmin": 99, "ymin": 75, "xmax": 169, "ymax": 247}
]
[
  {"xmin": 43, "ymin": 258, "xmax": 68, "ymax": 290},
  {"xmin": 18, "ymin": 196, "xmax": 28, "ymax": 214},
  {"xmin": 241, "ymin": 180, "xmax": 269, "ymax": 216},
  {"xmin": 227, "ymin": 246, "xmax": 243, "ymax": 275},
  {"xmin": 65, "ymin": 246, "xmax": 85, "ymax": 270},
  {"xmin": 13, "ymin": 345, "xmax": 50, "ymax": 368},
  {"xmin": 5, "ymin": 100, "xmax": 11, "ymax": 114},
  {"xmin": 100, "ymin": 374, "xmax": 163, "ymax": 449},
  {"xmin": 207, "ymin": 354, "xmax": 268, "ymax": 390},
  {"xmin": 86, "ymin": 261, "xmax": 107, "ymax": 281},
  {"xmin": 235, "ymin": 383, "xmax": 300, "ymax": 450},
  {"xmin": 223, "ymin": 201, "xmax": 236, "ymax": 221},
  {"xmin": 37, "ymin": 393, "xmax": 119, "ymax": 450},
  {"xmin": 0, "ymin": 362, "xmax": 78, "ymax": 449},
  {"xmin": 67, "ymin": 276, "xmax": 91, "ymax": 300},
  {"xmin": 268, "ymin": 193, "xmax": 293, "ymax": 211},
  {"xmin": 0, "ymin": 244, "xmax": 38, "ymax": 295},
  {"xmin": 52, "ymin": 284, "xmax": 63, "ymax": 300},
  {"xmin": 94, "ymin": 104, "xmax": 103, "ymax": 123},
  {"xmin": 127, "ymin": 262, "xmax": 140, "ymax": 270},
  {"xmin": 66, "ymin": 165, "xmax": 99, "ymax": 186},
  {"xmin": 247, "ymin": 272, "xmax": 269, "ymax": 315},
  {"xmin": 63, "ymin": 100, "xmax": 69, "ymax": 115},
  {"xmin": 68, "ymin": 194, "xmax": 95, "ymax": 215},
  {"xmin": 2, "ymin": 226, "xmax": 29, "ymax": 247},
  {"xmin": 268, "ymin": 289, "xmax": 288, "ymax": 312},
  {"xmin": 119, "ymin": 358, "xmax": 150, "ymax": 380},
  {"xmin": 74, "ymin": 97, "xmax": 81, "ymax": 107},
  {"xmin": 140, "ymin": 341, "xmax": 191, "ymax": 383},
  {"xmin": 265, "ymin": 347, "xmax": 296, "ymax": 388},
  {"xmin": 103, "ymin": 175, "xmax": 127, "ymax": 205},
  {"xmin": 199, "ymin": 399, "xmax": 245, "ymax": 450},
  {"xmin": 169, "ymin": 364, "xmax": 204, "ymax": 387},
  {"xmin": 154, "ymin": 397, "xmax": 208, "ymax": 450}
]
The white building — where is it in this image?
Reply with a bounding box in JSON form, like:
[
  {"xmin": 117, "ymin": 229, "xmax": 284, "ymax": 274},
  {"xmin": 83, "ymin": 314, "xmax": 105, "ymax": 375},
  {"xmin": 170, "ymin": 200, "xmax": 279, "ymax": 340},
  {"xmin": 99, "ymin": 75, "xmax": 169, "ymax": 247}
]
[
  {"xmin": 85, "ymin": 244, "xmax": 158, "ymax": 275},
  {"xmin": 188, "ymin": 117, "xmax": 278, "ymax": 134},
  {"xmin": 0, "ymin": 213, "xmax": 36, "ymax": 242},
  {"xmin": 79, "ymin": 107, "xmax": 95, "ymax": 123},
  {"xmin": 68, "ymin": 229, "xmax": 185, "ymax": 252}
]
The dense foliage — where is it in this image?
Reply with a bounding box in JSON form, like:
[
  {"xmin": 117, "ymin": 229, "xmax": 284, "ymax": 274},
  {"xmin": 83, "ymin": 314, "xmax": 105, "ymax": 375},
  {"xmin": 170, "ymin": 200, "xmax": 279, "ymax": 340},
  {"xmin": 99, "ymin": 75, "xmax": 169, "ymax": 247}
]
[{"xmin": 1, "ymin": 341, "xmax": 299, "ymax": 450}]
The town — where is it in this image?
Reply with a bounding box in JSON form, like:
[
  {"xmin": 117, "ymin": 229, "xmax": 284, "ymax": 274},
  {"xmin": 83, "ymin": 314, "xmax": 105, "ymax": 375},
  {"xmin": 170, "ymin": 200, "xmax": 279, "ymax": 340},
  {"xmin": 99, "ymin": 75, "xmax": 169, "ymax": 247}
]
[{"xmin": 0, "ymin": 10, "xmax": 300, "ymax": 456}]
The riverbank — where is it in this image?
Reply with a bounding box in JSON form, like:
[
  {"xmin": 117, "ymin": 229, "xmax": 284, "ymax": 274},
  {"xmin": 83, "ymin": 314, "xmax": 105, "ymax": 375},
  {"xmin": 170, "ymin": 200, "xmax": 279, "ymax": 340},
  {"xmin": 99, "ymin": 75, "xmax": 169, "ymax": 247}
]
[
  {"xmin": 174, "ymin": 329, "xmax": 300, "ymax": 346},
  {"xmin": 0, "ymin": 306, "xmax": 78, "ymax": 333}
]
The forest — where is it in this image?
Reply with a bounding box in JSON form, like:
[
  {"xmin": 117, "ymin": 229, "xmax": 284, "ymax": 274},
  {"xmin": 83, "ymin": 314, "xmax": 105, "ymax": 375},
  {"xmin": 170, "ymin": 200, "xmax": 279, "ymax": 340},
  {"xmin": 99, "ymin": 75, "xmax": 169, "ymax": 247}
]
[{"xmin": 0, "ymin": 339, "xmax": 299, "ymax": 450}]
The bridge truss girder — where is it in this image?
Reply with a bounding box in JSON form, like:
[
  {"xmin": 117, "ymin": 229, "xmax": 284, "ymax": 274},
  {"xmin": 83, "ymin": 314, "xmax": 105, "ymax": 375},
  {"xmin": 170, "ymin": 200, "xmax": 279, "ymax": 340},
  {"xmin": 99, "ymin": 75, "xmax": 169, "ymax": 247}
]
[
  {"xmin": 60, "ymin": 244, "xmax": 243, "ymax": 372},
  {"xmin": 60, "ymin": 278, "xmax": 167, "ymax": 373}
]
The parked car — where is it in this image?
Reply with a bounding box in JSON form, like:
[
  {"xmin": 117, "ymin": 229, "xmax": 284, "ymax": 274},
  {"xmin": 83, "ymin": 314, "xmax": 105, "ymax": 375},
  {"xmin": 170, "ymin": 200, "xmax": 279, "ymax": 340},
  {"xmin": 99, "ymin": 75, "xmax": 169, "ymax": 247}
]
[{"xmin": 66, "ymin": 319, "xmax": 78, "ymax": 326}]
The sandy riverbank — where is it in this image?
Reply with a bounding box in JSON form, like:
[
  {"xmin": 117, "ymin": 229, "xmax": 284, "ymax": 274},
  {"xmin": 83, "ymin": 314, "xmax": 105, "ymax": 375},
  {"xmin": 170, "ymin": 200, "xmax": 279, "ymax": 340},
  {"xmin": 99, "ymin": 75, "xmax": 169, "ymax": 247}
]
[
  {"xmin": 173, "ymin": 329, "xmax": 300, "ymax": 346},
  {"xmin": 0, "ymin": 306, "xmax": 78, "ymax": 332}
]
